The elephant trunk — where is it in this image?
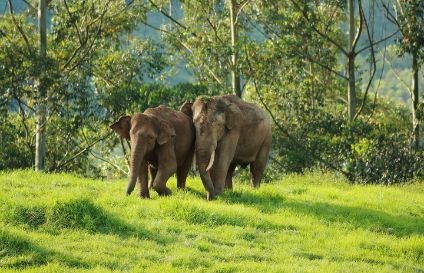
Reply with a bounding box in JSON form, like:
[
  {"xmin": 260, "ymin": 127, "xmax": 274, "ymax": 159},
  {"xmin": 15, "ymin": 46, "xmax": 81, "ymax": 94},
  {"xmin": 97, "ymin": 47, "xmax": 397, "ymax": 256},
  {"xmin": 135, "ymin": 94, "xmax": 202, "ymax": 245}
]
[
  {"xmin": 127, "ymin": 138, "xmax": 145, "ymax": 196},
  {"xmin": 197, "ymin": 147, "xmax": 216, "ymax": 200}
]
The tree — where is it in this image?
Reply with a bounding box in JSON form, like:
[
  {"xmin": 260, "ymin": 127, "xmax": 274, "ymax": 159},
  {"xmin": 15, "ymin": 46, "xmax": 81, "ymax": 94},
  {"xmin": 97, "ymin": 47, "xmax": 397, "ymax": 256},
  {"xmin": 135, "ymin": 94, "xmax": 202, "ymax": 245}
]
[
  {"xmin": 35, "ymin": 0, "xmax": 47, "ymax": 171},
  {"xmin": 147, "ymin": 0, "xmax": 251, "ymax": 97},
  {"xmin": 1, "ymin": 0, "xmax": 162, "ymax": 173},
  {"xmin": 392, "ymin": 0, "xmax": 423, "ymax": 150},
  {"xmin": 347, "ymin": 0, "xmax": 357, "ymax": 122},
  {"xmin": 382, "ymin": 0, "xmax": 424, "ymax": 150}
]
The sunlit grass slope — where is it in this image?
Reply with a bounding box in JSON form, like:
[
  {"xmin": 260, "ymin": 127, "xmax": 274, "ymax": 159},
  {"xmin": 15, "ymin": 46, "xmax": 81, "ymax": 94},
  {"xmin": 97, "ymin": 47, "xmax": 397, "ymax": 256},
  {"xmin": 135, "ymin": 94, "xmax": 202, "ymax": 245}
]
[{"xmin": 0, "ymin": 170, "xmax": 423, "ymax": 272}]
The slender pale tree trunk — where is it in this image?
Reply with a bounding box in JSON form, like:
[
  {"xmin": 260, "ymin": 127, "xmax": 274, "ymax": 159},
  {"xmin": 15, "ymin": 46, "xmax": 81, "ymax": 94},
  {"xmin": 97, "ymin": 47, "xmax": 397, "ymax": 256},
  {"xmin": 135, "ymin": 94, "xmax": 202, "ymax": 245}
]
[
  {"xmin": 310, "ymin": 61, "xmax": 315, "ymax": 111},
  {"xmin": 35, "ymin": 0, "xmax": 47, "ymax": 171},
  {"xmin": 411, "ymin": 51, "xmax": 420, "ymax": 150},
  {"xmin": 230, "ymin": 0, "xmax": 241, "ymax": 98},
  {"xmin": 347, "ymin": 0, "xmax": 356, "ymax": 122}
]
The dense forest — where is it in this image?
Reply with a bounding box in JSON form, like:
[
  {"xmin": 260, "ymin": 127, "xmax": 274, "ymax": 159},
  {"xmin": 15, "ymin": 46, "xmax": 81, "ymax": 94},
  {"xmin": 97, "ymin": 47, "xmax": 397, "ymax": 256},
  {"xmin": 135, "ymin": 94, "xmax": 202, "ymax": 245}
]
[{"xmin": 1, "ymin": 0, "xmax": 423, "ymax": 183}]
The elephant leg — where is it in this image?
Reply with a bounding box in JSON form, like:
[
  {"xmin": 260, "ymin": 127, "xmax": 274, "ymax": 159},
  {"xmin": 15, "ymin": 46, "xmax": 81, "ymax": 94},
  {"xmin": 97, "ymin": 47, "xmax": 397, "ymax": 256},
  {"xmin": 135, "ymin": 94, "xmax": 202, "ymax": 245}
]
[
  {"xmin": 138, "ymin": 160, "xmax": 150, "ymax": 198},
  {"xmin": 225, "ymin": 163, "xmax": 236, "ymax": 190},
  {"xmin": 250, "ymin": 139, "xmax": 271, "ymax": 188},
  {"xmin": 212, "ymin": 133, "xmax": 238, "ymax": 195},
  {"xmin": 149, "ymin": 165, "xmax": 157, "ymax": 189},
  {"xmin": 152, "ymin": 143, "xmax": 177, "ymax": 196},
  {"xmin": 152, "ymin": 168, "xmax": 175, "ymax": 196},
  {"xmin": 176, "ymin": 146, "xmax": 194, "ymax": 189}
]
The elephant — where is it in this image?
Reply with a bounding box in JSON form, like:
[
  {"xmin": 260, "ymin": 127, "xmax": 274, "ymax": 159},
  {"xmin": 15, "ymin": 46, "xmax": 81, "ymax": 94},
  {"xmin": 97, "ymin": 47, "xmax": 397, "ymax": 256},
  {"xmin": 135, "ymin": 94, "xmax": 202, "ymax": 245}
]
[
  {"xmin": 181, "ymin": 95, "xmax": 272, "ymax": 200},
  {"xmin": 110, "ymin": 105, "xmax": 195, "ymax": 198}
]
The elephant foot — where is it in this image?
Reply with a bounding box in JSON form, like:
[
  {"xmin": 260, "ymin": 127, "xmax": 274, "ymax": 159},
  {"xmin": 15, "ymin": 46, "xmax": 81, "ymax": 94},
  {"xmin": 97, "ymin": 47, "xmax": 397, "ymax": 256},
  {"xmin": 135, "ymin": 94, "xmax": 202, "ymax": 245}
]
[
  {"xmin": 214, "ymin": 188, "xmax": 224, "ymax": 195},
  {"xmin": 206, "ymin": 191, "xmax": 215, "ymax": 201},
  {"xmin": 156, "ymin": 187, "xmax": 172, "ymax": 196},
  {"xmin": 139, "ymin": 191, "xmax": 150, "ymax": 199},
  {"xmin": 162, "ymin": 188, "xmax": 172, "ymax": 196},
  {"xmin": 177, "ymin": 181, "xmax": 186, "ymax": 189},
  {"xmin": 251, "ymin": 182, "xmax": 260, "ymax": 188}
]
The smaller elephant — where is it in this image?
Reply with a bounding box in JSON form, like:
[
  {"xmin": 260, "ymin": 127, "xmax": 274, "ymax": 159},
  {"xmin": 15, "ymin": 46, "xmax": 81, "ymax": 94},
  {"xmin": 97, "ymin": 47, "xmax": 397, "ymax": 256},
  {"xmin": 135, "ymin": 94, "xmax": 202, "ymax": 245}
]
[{"xmin": 110, "ymin": 105, "xmax": 195, "ymax": 198}]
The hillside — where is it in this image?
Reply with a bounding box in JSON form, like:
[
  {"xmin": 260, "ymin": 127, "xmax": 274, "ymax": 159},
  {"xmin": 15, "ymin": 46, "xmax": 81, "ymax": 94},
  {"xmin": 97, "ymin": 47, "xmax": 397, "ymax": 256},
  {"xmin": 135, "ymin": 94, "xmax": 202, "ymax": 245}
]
[{"xmin": 0, "ymin": 171, "xmax": 423, "ymax": 272}]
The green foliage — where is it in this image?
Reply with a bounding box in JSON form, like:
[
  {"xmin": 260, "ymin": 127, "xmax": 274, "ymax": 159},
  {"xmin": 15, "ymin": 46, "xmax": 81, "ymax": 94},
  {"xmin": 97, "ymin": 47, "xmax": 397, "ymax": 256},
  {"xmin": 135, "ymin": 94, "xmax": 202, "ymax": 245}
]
[
  {"xmin": 139, "ymin": 82, "xmax": 219, "ymax": 111},
  {"xmin": 347, "ymin": 137, "xmax": 424, "ymax": 184},
  {"xmin": 393, "ymin": 0, "xmax": 424, "ymax": 58},
  {"xmin": 247, "ymin": 84, "xmax": 423, "ymax": 184},
  {"xmin": 0, "ymin": 112, "xmax": 101, "ymax": 175},
  {"xmin": 0, "ymin": 170, "xmax": 423, "ymax": 272},
  {"xmin": 0, "ymin": 114, "xmax": 33, "ymax": 170}
]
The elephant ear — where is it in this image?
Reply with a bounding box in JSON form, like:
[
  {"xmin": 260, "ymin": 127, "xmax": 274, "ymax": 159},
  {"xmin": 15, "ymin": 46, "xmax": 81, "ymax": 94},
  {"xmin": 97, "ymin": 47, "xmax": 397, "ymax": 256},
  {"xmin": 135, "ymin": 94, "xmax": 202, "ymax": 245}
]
[
  {"xmin": 110, "ymin": 116, "xmax": 131, "ymax": 140},
  {"xmin": 157, "ymin": 120, "xmax": 176, "ymax": 145},
  {"xmin": 180, "ymin": 102, "xmax": 193, "ymax": 118},
  {"xmin": 225, "ymin": 103, "xmax": 242, "ymax": 130}
]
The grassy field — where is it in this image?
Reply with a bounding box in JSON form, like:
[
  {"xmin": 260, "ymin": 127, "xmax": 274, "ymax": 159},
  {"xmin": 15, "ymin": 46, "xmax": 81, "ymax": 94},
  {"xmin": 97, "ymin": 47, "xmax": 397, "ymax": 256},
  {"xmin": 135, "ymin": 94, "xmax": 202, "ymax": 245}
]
[{"xmin": 0, "ymin": 170, "xmax": 423, "ymax": 273}]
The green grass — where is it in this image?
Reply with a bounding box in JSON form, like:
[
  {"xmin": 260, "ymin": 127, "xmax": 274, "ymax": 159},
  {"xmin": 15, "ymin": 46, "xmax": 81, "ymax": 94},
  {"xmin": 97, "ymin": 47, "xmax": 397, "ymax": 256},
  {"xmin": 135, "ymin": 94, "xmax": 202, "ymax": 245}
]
[{"xmin": 0, "ymin": 170, "xmax": 423, "ymax": 273}]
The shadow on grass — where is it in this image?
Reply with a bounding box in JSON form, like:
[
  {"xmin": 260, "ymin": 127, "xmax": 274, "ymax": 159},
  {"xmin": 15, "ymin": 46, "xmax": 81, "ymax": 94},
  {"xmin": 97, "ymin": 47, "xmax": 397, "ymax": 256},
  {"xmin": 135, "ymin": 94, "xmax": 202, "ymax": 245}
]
[
  {"xmin": 185, "ymin": 187, "xmax": 207, "ymax": 199},
  {"xmin": 6, "ymin": 198, "xmax": 169, "ymax": 245},
  {"xmin": 221, "ymin": 190, "xmax": 286, "ymax": 213},
  {"xmin": 0, "ymin": 229, "xmax": 89, "ymax": 269},
  {"xmin": 221, "ymin": 190, "xmax": 423, "ymax": 237},
  {"xmin": 164, "ymin": 200, "xmax": 287, "ymax": 232},
  {"xmin": 282, "ymin": 200, "xmax": 424, "ymax": 237}
]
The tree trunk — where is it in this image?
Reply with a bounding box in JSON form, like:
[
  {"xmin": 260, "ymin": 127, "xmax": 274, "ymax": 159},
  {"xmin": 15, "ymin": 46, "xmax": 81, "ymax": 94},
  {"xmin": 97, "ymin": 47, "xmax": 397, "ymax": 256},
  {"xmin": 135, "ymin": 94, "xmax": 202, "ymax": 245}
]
[
  {"xmin": 230, "ymin": 0, "xmax": 241, "ymax": 98},
  {"xmin": 310, "ymin": 61, "xmax": 315, "ymax": 111},
  {"xmin": 347, "ymin": 0, "xmax": 355, "ymax": 122},
  {"xmin": 412, "ymin": 51, "xmax": 420, "ymax": 150},
  {"xmin": 35, "ymin": 0, "xmax": 47, "ymax": 171}
]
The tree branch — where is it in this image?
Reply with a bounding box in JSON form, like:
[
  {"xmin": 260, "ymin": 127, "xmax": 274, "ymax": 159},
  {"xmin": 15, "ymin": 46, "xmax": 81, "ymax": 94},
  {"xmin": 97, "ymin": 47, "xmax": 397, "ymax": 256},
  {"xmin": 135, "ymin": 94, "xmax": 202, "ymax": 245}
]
[
  {"xmin": 289, "ymin": 0, "xmax": 348, "ymax": 56},
  {"xmin": 22, "ymin": 0, "xmax": 36, "ymax": 12},
  {"xmin": 351, "ymin": 0, "xmax": 364, "ymax": 53},
  {"xmin": 356, "ymin": 30, "xmax": 399, "ymax": 54},
  {"xmin": 380, "ymin": 0, "xmax": 402, "ymax": 32},
  {"xmin": 354, "ymin": 2, "xmax": 376, "ymax": 121},
  {"xmin": 81, "ymin": 131, "xmax": 128, "ymax": 176},
  {"xmin": 148, "ymin": 0, "xmax": 196, "ymax": 37},
  {"xmin": 6, "ymin": 0, "xmax": 33, "ymax": 55},
  {"xmin": 63, "ymin": 0, "xmax": 111, "ymax": 73},
  {"xmin": 383, "ymin": 54, "xmax": 412, "ymax": 96},
  {"xmin": 50, "ymin": 132, "xmax": 113, "ymax": 171},
  {"xmin": 120, "ymin": 137, "xmax": 130, "ymax": 172},
  {"xmin": 14, "ymin": 96, "xmax": 34, "ymax": 161}
]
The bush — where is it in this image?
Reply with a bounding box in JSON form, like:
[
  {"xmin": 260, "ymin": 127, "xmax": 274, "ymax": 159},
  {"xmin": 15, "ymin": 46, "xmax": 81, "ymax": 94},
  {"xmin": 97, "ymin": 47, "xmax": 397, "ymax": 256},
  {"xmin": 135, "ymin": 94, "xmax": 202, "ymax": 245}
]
[
  {"xmin": 266, "ymin": 106, "xmax": 422, "ymax": 184},
  {"xmin": 346, "ymin": 137, "xmax": 424, "ymax": 184},
  {"xmin": 0, "ymin": 114, "xmax": 33, "ymax": 170}
]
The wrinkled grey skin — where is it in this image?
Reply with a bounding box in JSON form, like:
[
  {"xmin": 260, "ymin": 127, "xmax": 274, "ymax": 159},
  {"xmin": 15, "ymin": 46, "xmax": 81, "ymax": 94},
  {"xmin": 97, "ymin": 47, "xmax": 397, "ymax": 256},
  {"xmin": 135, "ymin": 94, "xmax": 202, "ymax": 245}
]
[
  {"xmin": 111, "ymin": 105, "xmax": 195, "ymax": 198},
  {"xmin": 181, "ymin": 95, "xmax": 272, "ymax": 200}
]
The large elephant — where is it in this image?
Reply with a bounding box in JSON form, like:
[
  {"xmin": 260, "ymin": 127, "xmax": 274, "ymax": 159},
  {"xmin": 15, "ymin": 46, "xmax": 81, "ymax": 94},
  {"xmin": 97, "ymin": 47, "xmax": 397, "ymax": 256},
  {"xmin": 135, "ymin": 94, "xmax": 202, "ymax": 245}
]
[
  {"xmin": 181, "ymin": 95, "xmax": 272, "ymax": 200},
  {"xmin": 110, "ymin": 105, "xmax": 195, "ymax": 198}
]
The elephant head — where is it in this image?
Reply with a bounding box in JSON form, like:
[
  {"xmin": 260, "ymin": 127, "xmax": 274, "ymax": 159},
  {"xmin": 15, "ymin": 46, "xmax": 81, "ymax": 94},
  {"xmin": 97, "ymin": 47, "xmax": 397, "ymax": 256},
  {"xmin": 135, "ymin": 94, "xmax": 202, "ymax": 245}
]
[
  {"xmin": 181, "ymin": 96, "xmax": 242, "ymax": 199},
  {"xmin": 110, "ymin": 114, "xmax": 175, "ymax": 195}
]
